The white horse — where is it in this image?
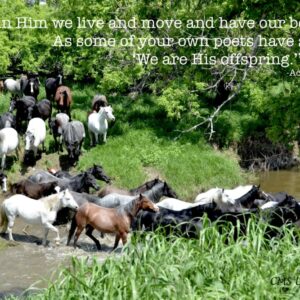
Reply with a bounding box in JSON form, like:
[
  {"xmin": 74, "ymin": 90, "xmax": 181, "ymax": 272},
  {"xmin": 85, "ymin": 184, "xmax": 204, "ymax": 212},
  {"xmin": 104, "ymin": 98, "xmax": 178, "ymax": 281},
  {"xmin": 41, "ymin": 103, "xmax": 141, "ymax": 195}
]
[
  {"xmin": 0, "ymin": 127, "xmax": 19, "ymax": 170},
  {"xmin": 25, "ymin": 117, "xmax": 46, "ymax": 159},
  {"xmin": 0, "ymin": 189, "xmax": 78, "ymax": 246},
  {"xmin": 4, "ymin": 78, "xmax": 22, "ymax": 97},
  {"xmin": 194, "ymin": 187, "xmax": 236, "ymax": 211},
  {"xmin": 157, "ymin": 198, "xmax": 200, "ymax": 211},
  {"xmin": 88, "ymin": 106, "xmax": 115, "ymax": 145},
  {"xmin": 194, "ymin": 188, "xmax": 224, "ymax": 204}
]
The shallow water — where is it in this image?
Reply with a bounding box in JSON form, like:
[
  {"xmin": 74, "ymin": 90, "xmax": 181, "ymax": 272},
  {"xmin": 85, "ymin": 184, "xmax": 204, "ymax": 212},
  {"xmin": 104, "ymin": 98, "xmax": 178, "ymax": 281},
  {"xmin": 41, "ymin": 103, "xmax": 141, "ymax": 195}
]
[
  {"xmin": 0, "ymin": 195, "xmax": 121, "ymax": 298},
  {"xmin": 257, "ymin": 169, "xmax": 300, "ymax": 199}
]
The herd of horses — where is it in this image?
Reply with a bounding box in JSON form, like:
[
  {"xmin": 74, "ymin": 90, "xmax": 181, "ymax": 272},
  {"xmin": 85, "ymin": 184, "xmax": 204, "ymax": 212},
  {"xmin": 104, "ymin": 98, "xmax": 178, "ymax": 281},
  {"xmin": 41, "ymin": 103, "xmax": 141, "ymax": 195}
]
[
  {"xmin": 0, "ymin": 74, "xmax": 115, "ymax": 168},
  {"xmin": 0, "ymin": 74, "xmax": 299, "ymax": 252},
  {"xmin": 0, "ymin": 161, "xmax": 300, "ymax": 251}
]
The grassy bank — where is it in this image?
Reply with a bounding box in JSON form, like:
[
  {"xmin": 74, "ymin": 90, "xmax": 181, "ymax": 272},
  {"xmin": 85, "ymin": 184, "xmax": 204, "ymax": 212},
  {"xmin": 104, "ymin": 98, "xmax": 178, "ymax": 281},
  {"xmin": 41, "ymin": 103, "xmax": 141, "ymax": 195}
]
[{"xmin": 22, "ymin": 220, "xmax": 300, "ymax": 300}]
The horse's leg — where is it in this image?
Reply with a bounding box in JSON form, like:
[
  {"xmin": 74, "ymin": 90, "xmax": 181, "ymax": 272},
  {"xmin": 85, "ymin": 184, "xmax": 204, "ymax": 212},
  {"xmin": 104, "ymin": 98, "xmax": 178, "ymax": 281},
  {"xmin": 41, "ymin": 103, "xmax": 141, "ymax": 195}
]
[
  {"xmin": 74, "ymin": 225, "xmax": 84, "ymax": 249},
  {"xmin": 42, "ymin": 141, "xmax": 45, "ymax": 152},
  {"xmin": 103, "ymin": 131, "xmax": 107, "ymax": 143},
  {"xmin": 120, "ymin": 232, "xmax": 128, "ymax": 246},
  {"xmin": 43, "ymin": 228, "xmax": 49, "ymax": 246},
  {"xmin": 95, "ymin": 133, "xmax": 99, "ymax": 145},
  {"xmin": 43, "ymin": 222, "xmax": 60, "ymax": 246},
  {"xmin": 1, "ymin": 154, "xmax": 5, "ymax": 170},
  {"xmin": 7, "ymin": 216, "xmax": 15, "ymax": 241},
  {"xmin": 59, "ymin": 135, "xmax": 63, "ymax": 152},
  {"xmin": 66, "ymin": 217, "xmax": 77, "ymax": 246},
  {"xmin": 85, "ymin": 225, "xmax": 101, "ymax": 250},
  {"xmin": 89, "ymin": 130, "xmax": 94, "ymax": 147},
  {"xmin": 112, "ymin": 233, "xmax": 121, "ymax": 251}
]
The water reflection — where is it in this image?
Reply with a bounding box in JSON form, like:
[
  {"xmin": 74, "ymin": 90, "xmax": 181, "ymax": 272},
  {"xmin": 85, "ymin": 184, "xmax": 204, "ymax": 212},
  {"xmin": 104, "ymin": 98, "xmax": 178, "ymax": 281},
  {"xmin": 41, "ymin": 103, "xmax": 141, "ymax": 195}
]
[{"xmin": 257, "ymin": 169, "xmax": 300, "ymax": 199}]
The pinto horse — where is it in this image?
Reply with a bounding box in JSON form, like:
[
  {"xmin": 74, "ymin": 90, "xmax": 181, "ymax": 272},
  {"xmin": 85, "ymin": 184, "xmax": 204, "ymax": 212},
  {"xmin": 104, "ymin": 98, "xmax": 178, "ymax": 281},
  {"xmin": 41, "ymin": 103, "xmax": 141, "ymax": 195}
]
[
  {"xmin": 92, "ymin": 94, "xmax": 108, "ymax": 112},
  {"xmin": 72, "ymin": 194, "xmax": 159, "ymax": 250},
  {"xmin": 54, "ymin": 86, "xmax": 72, "ymax": 118},
  {"xmin": 22, "ymin": 76, "xmax": 40, "ymax": 99}
]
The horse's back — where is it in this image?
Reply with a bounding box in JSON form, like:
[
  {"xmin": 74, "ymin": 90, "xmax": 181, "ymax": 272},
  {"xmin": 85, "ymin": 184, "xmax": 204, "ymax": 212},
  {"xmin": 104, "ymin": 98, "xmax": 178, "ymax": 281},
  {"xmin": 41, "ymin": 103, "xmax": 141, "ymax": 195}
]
[
  {"xmin": 96, "ymin": 193, "xmax": 134, "ymax": 208},
  {"xmin": 0, "ymin": 127, "xmax": 18, "ymax": 153},
  {"xmin": 3, "ymin": 194, "xmax": 45, "ymax": 223},
  {"xmin": 98, "ymin": 186, "xmax": 131, "ymax": 197},
  {"xmin": 194, "ymin": 188, "xmax": 221, "ymax": 203},
  {"xmin": 63, "ymin": 121, "xmax": 85, "ymax": 142},
  {"xmin": 158, "ymin": 198, "xmax": 196, "ymax": 211}
]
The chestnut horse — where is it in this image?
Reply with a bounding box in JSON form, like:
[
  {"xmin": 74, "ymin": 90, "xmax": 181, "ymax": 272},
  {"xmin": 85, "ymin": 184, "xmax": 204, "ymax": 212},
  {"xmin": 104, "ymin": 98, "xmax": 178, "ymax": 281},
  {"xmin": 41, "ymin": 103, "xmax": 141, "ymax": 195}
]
[
  {"xmin": 54, "ymin": 86, "xmax": 72, "ymax": 118},
  {"xmin": 72, "ymin": 194, "xmax": 159, "ymax": 251}
]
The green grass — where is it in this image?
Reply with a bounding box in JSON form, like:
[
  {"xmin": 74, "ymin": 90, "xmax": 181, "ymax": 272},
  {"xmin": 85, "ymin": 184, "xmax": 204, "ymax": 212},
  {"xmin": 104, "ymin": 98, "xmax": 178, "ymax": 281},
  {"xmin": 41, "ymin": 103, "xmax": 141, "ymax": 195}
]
[{"xmin": 23, "ymin": 220, "xmax": 300, "ymax": 300}]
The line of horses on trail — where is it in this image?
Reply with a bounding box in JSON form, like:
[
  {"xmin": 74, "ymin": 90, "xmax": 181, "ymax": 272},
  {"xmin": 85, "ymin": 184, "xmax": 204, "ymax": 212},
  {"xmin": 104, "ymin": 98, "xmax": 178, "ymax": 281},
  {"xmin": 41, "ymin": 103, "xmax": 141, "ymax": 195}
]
[
  {"xmin": 1, "ymin": 164, "xmax": 300, "ymax": 251},
  {"xmin": 0, "ymin": 74, "xmax": 115, "ymax": 168}
]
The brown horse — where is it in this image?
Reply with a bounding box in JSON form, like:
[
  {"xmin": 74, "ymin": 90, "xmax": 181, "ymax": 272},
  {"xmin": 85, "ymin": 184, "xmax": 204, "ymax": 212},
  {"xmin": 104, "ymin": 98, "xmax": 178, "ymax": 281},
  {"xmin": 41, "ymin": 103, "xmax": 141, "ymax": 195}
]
[
  {"xmin": 72, "ymin": 194, "xmax": 159, "ymax": 251},
  {"xmin": 10, "ymin": 179, "xmax": 58, "ymax": 199},
  {"xmin": 54, "ymin": 86, "xmax": 72, "ymax": 118}
]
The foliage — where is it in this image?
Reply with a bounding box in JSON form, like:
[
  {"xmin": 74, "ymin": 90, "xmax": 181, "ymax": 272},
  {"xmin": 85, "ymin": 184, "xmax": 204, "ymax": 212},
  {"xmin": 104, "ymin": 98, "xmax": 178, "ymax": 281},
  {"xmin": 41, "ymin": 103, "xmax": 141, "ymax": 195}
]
[
  {"xmin": 0, "ymin": 0, "xmax": 299, "ymax": 144},
  {"xmin": 22, "ymin": 220, "xmax": 300, "ymax": 300}
]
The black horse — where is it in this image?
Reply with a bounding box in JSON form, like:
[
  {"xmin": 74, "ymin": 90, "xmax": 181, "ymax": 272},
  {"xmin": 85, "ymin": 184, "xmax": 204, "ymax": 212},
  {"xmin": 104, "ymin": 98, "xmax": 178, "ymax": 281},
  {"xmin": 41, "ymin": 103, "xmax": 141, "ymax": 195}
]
[
  {"xmin": 32, "ymin": 99, "xmax": 52, "ymax": 121},
  {"xmin": 9, "ymin": 96, "xmax": 36, "ymax": 132},
  {"xmin": 45, "ymin": 74, "xmax": 63, "ymax": 100},
  {"xmin": 22, "ymin": 76, "xmax": 40, "ymax": 99},
  {"xmin": 51, "ymin": 164, "xmax": 111, "ymax": 183},
  {"xmin": 62, "ymin": 120, "xmax": 85, "ymax": 162},
  {"xmin": 0, "ymin": 112, "xmax": 16, "ymax": 129},
  {"xmin": 135, "ymin": 202, "xmax": 217, "ymax": 238}
]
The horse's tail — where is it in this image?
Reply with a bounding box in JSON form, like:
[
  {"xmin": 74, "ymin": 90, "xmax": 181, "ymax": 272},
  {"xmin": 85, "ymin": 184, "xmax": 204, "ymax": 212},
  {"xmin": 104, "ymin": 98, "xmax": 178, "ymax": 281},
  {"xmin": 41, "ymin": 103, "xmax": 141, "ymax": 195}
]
[
  {"xmin": 66, "ymin": 217, "xmax": 77, "ymax": 246},
  {"xmin": 0, "ymin": 204, "xmax": 8, "ymax": 232}
]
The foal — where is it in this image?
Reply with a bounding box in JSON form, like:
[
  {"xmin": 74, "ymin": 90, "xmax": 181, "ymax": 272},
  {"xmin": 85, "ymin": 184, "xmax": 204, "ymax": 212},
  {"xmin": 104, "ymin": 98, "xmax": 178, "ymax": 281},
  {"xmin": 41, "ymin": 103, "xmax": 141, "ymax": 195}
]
[{"xmin": 72, "ymin": 194, "xmax": 159, "ymax": 251}]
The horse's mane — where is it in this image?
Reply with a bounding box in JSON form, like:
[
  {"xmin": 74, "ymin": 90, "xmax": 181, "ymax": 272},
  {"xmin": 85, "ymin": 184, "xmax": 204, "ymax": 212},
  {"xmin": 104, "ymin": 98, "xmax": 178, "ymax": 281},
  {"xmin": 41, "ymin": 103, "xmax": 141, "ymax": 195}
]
[
  {"xmin": 118, "ymin": 195, "xmax": 140, "ymax": 216},
  {"xmin": 41, "ymin": 193, "xmax": 60, "ymax": 211}
]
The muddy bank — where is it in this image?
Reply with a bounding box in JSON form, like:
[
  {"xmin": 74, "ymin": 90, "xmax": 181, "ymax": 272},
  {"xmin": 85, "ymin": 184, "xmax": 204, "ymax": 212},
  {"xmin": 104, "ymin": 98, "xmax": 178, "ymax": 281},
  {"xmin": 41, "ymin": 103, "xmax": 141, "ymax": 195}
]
[
  {"xmin": 238, "ymin": 135, "xmax": 299, "ymax": 171},
  {"xmin": 0, "ymin": 193, "xmax": 122, "ymax": 297}
]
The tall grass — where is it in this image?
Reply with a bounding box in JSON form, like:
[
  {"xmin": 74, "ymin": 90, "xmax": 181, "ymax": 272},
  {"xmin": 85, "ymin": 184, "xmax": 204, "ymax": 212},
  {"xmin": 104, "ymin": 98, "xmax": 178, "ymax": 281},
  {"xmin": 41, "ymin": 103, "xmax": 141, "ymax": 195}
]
[{"xmin": 25, "ymin": 220, "xmax": 300, "ymax": 300}]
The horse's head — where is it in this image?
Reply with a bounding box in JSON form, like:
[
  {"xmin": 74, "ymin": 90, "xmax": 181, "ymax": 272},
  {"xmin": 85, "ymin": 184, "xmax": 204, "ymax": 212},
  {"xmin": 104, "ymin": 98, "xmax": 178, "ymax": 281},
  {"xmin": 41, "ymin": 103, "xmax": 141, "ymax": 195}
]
[
  {"xmin": 59, "ymin": 188, "xmax": 79, "ymax": 211},
  {"xmin": 137, "ymin": 194, "xmax": 159, "ymax": 213},
  {"xmin": 101, "ymin": 106, "xmax": 115, "ymax": 122},
  {"xmin": 25, "ymin": 131, "xmax": 35, "ymax": 151},
  {"xmin": 163, "ymin": 182, "xmax": 178, "ymax": 198},
  {"xmin": 65, "ymin": 141, "xmax": 80, "ymax": 161},
  {"xmin": 84, "ymin": 172, "xmax": 100, "ymax": 191},
  {"xmin": 91, "ymin": 164, "xmax": 111, "ymax": 183}
]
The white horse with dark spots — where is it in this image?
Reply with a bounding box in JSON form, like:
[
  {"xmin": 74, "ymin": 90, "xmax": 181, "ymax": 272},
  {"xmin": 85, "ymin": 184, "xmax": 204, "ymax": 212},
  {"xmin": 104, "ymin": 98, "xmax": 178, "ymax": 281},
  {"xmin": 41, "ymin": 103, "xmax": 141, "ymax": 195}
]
[
  {"xmin": 0, "ymin": 189, "xmax": 78, "ymax": 246},
  {"xmin": 0, "ymin": 127, "xmax": 19, "ymax": 170},
  {"xmin": 88, "ymin": 106, "xmax": 115, "ymax": 146},
  {"xmin": 24, "ymin": 117, "xmax": 46, "ymax": 162}
]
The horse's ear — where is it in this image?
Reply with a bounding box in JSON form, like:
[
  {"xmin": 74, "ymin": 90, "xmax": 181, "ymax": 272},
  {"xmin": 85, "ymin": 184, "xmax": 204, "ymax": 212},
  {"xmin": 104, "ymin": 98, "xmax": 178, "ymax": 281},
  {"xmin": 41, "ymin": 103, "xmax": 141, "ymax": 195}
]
[
  {"xmin": 221, "ymin": 188, "xmax": 224, "ymax": 193},
  {"xmin": 139, "ymin": 194, "xmax": 143, "ymax": 200}
]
